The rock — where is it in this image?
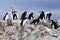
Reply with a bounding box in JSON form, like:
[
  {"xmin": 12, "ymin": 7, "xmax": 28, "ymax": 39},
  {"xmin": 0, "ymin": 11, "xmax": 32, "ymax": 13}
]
[{"xmin": 0, "ymin": 20, "xmax": 60, "ymax": 40}]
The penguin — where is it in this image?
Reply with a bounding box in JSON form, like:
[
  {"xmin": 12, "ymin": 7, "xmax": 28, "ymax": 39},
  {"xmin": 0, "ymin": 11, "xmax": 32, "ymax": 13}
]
[
  {"xmin": 39, "ymin": 11, "xmax": 45, "ymax": 20},
  {"xmin": 50, "ymin": 20, "xmax": 58, "ymax": 29},
  {"xmin": 21, "ymin": 11, "xmax": 27, "ymax": 20},
  {"xmin": 12, "ymin": 11, "xmax": 18, "ymax": 20},
  {"xmin": 3, "ymin": 12, "xmax": 8, "ymax": 20},
  {"xmin": 46, "ymin": 12, "xmax": 52, "ymax": 20},
  {"xmin": 28, "ymin": 12, "xmax": 34, "ymax": 20},
  {"xmin": 3, "ymin": 11, "xmax": 13, "ymax": 20},
  {"xmin": 20, "ymin": 11, "xmax": 27, "ymax": 26},
  {"xmin": 31, "ymin": 18, "xmax": 39, "ymax": 24}
]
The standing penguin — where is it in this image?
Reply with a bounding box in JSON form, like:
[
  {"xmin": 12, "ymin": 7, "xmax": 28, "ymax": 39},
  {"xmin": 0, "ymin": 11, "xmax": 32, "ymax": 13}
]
[
  {"xmin": 21, "ymin": 11, "xmax": 27, "ymax": 20},
  {"xmin": 3, "ymin": 11, "xmax": 13, "ymax": 21},
  {"xmin": 12, "ymin": 11, "xmax": 18, "ymax": 20},
  {"xmin": 28, "ymin": 12, "xmax": 34, "ymax": 20},
  {"xmin": 3, "ymin": 12, "xmax": 8, "ymax": 20},
  {"xmin": 38, "ymin": 11, "xmax": 45, "ymax": 20},
  {"xmin": 46, "ymin": 12, "xmax": 52, "ymax": 20},
  {"xmin": 38, "ymin": 11, "xmax": 45, "ymax": 23},
  {"xmin": 20, "ymin": 11, "xmax": 27, "ymax": 26}
]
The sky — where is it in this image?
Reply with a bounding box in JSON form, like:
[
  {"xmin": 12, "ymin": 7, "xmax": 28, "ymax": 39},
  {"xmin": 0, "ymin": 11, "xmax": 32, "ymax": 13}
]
[{"xmin": 0, "ymin": 0, "xmax": 60, "ymax": 20}]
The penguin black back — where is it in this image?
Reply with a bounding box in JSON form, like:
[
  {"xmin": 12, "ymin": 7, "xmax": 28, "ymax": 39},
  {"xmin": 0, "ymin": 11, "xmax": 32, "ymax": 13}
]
[
  {"xmin": 21, "ymin": 11, "xmax": 27, "ymax": 20},
  {"xmin": 46, "ymin": 13, "xmax": 52, "ymax": 20},
  {"xmin": 3, "ymin": 12, "xmax": 8, "ymax": 20},
  {"xmin": 51, "ymin": 20, "xmax": 58, "ymax": 29},
  {"xmin": 39, "ymin": 11, "xmax": 45, "ymax": 20},
  {"xmin": 31, "ymin": 18, "xmax": 39, "ymax": 24},
  {"xmin": 28, "ymin": 12, "xmax": 34, "ymax": 19}
]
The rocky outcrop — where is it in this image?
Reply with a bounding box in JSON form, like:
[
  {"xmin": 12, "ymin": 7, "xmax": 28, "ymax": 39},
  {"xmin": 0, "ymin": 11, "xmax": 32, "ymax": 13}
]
[{"xmin": 0, "ymin": 20, "xmax": 60, "ymax": 40}]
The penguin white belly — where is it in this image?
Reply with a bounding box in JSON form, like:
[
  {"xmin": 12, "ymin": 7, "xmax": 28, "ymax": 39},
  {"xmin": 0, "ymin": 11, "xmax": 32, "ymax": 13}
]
[
  {"xmin": 44, "ymin": 20, "xmax": 46, "ymax": 23},
  {"xmin": 5, "ymin": 15, "xmax": 8, "ymax": 21},
  {"xmin": 23, "ymin": 19, "xmax": 30, "ymax": 26},
  {"xmin": 9, "ymin": 11, "xmax": 13, "ymax": 20},
  {"xmin": 16, "ymin": 13, "xmax": 19, "ymax": 19},
  {"xmin": 31, "ymin": 17, "xmax": 33, "ymax": 20},
  {"xmin": 14, "ymin": 16, "xmax": 17, "ymax": 20}
]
